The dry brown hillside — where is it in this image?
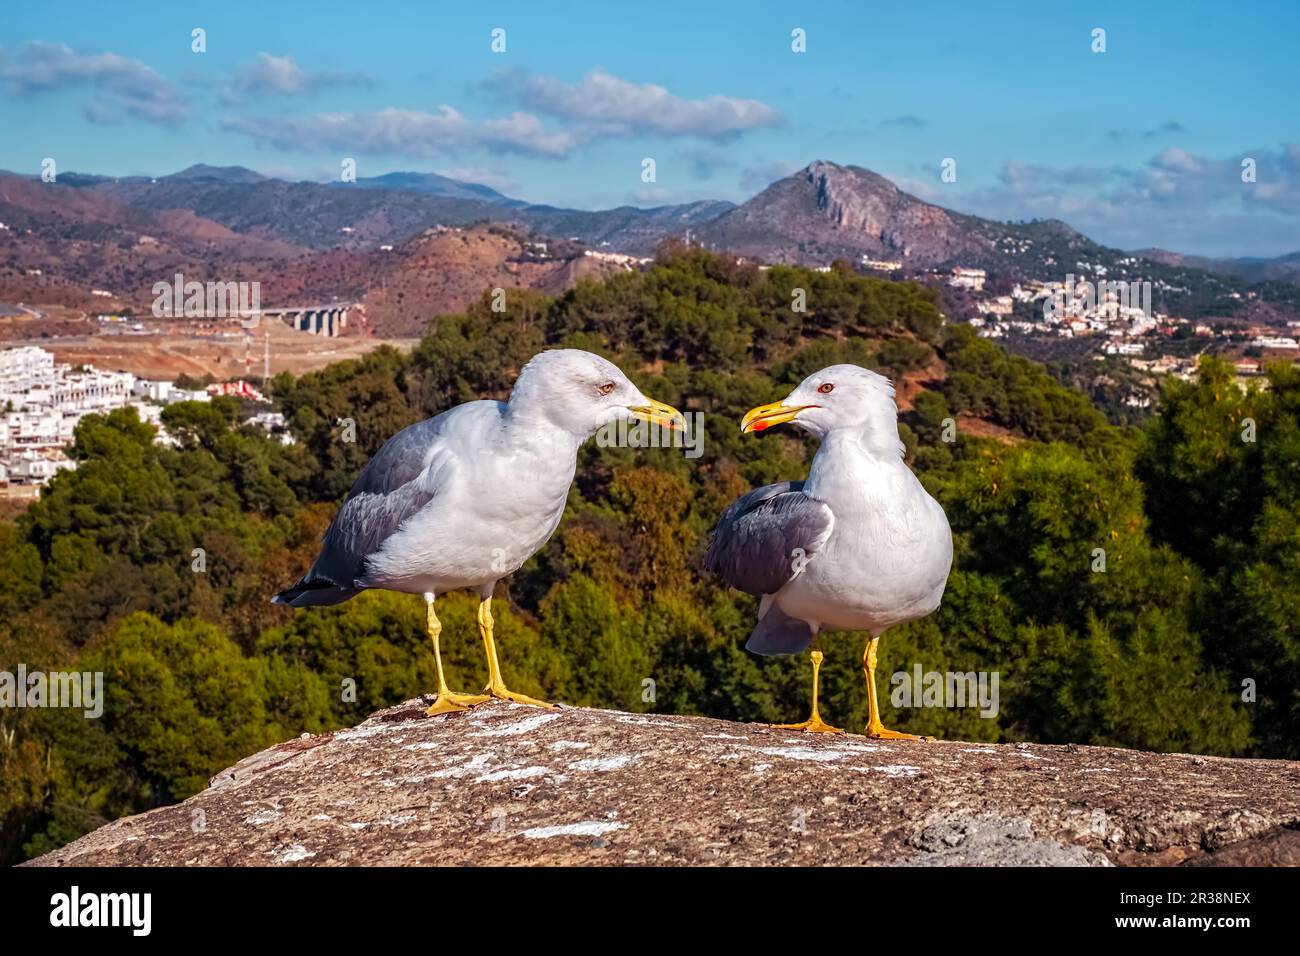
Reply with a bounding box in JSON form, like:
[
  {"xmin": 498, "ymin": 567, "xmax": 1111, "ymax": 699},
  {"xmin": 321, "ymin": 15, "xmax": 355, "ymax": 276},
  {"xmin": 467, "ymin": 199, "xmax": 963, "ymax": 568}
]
[{"xmin": 344, "ymin": 227, "xmax": 629, "ymax": 337}]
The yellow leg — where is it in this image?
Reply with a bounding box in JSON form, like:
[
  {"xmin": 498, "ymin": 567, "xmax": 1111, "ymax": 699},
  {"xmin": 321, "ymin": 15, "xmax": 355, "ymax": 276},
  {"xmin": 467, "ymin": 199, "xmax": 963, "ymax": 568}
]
[
  {"xmin": 863, "ymin": 637, "xmax": 929, "ymax": 740},
  {"xmin": 774, "ymin": 646, "xmax": 843, "ymax": 734},
  {"xmin": 424, "ymin": 595, "xmax": 488, "ymax": 716},
  {"xmin": 479, "ymin": 596, "xmax": 554, "ymax": 708}
]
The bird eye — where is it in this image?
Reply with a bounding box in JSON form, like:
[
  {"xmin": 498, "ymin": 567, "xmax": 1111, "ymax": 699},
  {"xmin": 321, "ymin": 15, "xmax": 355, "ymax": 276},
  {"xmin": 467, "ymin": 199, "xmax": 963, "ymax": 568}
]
[
  {"xmin": 597, "ymin": 381, "xmax": 616, "ymax": 396},
  {"xmin": 817, "ymin": 383, "xmax": 835, "ymax": 394}
]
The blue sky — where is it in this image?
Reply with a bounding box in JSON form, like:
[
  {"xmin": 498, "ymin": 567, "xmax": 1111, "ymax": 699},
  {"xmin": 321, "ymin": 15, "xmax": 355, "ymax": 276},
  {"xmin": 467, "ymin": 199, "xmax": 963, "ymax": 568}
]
[{"xmin": 2, "ymin": 0, "xmax": 1297, "ymax": 256}]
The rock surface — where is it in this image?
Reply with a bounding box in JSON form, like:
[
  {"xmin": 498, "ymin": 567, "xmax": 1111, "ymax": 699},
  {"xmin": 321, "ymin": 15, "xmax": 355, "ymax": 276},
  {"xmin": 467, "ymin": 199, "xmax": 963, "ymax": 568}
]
[{"xmin": 26, "ymin": 700, "xmax": 1300, "ymax": 867}]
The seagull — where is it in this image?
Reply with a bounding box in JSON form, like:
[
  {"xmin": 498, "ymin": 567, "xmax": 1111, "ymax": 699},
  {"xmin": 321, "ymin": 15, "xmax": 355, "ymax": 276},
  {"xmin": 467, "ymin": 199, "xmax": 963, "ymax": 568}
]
[
  {"xmin": 274, "ymin": 349, "xmax": 684, "ymax": 716},
  {"xmin": 706, "ymin": 365, "xmax": 952, "ymax": 738}
]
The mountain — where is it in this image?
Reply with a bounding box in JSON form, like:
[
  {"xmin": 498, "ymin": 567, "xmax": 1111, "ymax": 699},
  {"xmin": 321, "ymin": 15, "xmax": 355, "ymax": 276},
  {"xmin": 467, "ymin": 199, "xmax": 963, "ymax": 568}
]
[
  {"xmin": 520, "ymin": 199, "xmax": 735, "ymax": 253},
  {"xmin": 0, "ymin": 172, "xmax": 300, "ymax": 314},
  {"xmin": 344, "ymin": 171, "xmax": 525, "ymax": 207},
  {"xmin": 87, "ymin": 175, "xmax": 504, "ymax": 249},
  {"xmin": 74, "ymin": 169, "xmax": 725, "ymax": 253},
  {"xmin": 54, "ymin": 165, "xmax": 266, "ymax": 188},
  {"xmin": 689, "ymin": 161, "xmax": 1300, "ymax": 317},
  {"xmin": 693, "ymin": 159, "xmax": 1100, "ymax": 272},
  {"xmin": 1138, "ymin": 248, "xmax": 1300, "ymax": 284},
  {"xmin": 163, "ymin": 164, "xmax": 268, "ymax": 185},
  {"xmin": 695, "ymin": 160, "xmax": 981, "ymax": 264},
  {"xmin": 0, "ymin": 168, "xmax": 634, "ymax": 331},
  {"xmin": 258, "ymin": 224, "xmax": 636, "ymax": 337},
  {"xmin": 7, "ymin": 159, "xmax": 1299, "ymax": 325}
]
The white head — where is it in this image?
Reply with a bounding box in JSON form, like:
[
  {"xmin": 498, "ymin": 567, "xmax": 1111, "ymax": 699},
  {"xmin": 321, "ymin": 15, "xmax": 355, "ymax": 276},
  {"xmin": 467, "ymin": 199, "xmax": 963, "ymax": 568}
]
[
  {"xmin": 507, "ymin": 348, "xmax": 683, "ymax": 439},
  {"xmin": 741, "ymin": 364, "xmax": 902, "ymax": 456}
]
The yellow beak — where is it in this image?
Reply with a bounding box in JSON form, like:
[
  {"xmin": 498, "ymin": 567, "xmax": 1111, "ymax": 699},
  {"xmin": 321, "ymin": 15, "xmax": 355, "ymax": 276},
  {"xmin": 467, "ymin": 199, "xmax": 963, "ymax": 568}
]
[
  {"xmin": 628, "ymin": 397, "xmax": 686, "ymax": 431},
  {"xmin": 741, "ymin": 401, "xmax": 809, "ymax": 434}
]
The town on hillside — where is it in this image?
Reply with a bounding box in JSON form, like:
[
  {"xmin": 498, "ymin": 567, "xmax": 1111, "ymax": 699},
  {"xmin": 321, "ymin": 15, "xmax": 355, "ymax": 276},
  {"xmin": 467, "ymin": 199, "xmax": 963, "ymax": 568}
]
[
  {"xmin": 861, "ymin": 259, "xmax": 1299, "ymax": 403},
  {"xmin": 0, "ymin": 345, "xmax": 288, "ymax": 494}
]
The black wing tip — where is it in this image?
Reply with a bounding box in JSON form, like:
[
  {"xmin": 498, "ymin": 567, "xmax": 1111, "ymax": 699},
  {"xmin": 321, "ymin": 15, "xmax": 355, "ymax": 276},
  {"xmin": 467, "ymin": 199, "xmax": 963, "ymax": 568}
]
[{"xmin": 273, "ymin": 576, "xmax": 358, "ymax": 608}]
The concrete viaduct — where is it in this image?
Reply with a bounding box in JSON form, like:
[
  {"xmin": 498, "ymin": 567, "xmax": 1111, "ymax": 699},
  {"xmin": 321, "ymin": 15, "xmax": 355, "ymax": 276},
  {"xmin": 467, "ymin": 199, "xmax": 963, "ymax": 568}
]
[{"xmin": 258, "ymin": 303, "xmax": 353, "ymax": 337}]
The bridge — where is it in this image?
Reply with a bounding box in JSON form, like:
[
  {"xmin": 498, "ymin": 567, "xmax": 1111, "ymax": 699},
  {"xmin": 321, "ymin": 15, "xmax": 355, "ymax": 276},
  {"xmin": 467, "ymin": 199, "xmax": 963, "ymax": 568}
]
[{"xmin": 257, "ymin": 303, "xmax": 354, "ymax": 337}]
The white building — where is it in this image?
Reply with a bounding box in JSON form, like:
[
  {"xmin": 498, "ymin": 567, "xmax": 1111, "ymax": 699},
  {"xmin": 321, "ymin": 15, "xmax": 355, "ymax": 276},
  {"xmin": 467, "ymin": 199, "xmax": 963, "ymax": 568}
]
[
  {"xmin": 1104, "ymin": 341, "xmax": 1145, "ymax": 356},
  {"xmin": 51, "ymin": 368, "xmax": 135, "ymax": 411},
  {"xmin": 134, "ymin": 379, "xmax": 176, "ymax": 402},
  {"xmin": 1252, "ymin": 336, "xmax": 1299, "ymax": 350},
  {"xmin": 1, "ymin": 410, "xmax": 74, "ymax": 449},
  {"xmin": 2, "ymin": 448, "xmax": 75, "ymax": 485},
  {"xmin": 247, "ymin": 411, "xmax": 295, "ymax": 445},
  {"xmin": 949, "ymin": 267, "xmax": 987, "ymax": 291},
  {"xmin": 1, "ymin": 346, "xmax": 136, "ymax": 486},
  {"xmin": 0, "ymin": 346, "xmax": 55, "ymax": 394},
  {"xmin": 978, "ymin": 296, "xmax": 1014, "ymax": 316}
]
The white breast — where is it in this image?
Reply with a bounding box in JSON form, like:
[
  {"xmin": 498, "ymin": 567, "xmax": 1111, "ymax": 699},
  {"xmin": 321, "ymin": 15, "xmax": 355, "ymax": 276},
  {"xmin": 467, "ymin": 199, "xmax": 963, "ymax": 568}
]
[
  {"xmin": 775, "ymin": 446, "xmax": 952, "ymax": 634},
  {"xmin": 363, "ymin": 413, "xmax": 577, "ymax": 596}
]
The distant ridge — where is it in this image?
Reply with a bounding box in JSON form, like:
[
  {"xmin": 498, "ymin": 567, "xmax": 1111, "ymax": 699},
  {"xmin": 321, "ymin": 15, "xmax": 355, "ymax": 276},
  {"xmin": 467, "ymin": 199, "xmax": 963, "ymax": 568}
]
[
  {"xmin": 343, "ymin": 171, "xmax": 526, "ymax": 207},
  {"xmin": 3, "ymin": 159, "xmax": 1297, "ymax": 314},
  {"xmin": 163, "ymin": 164, "xmax": 268, "ymax": 185},
  {"xmin": 36, "ymin": 165, "xmax": 734, "ymax": 253},
  {"xmin": 1136, "ymin": 247, "xmax": 1300, "ymax": 284}
]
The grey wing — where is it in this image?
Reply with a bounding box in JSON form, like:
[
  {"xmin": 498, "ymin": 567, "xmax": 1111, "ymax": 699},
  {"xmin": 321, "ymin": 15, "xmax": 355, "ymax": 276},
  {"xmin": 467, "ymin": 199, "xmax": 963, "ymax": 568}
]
[
  {"xmin": 307, "ymin": 414, "xmax": 457, "ymax": 588},
  {"xmin": 705, "ymin": 481, "xmax": 835, "ymax": 596}
]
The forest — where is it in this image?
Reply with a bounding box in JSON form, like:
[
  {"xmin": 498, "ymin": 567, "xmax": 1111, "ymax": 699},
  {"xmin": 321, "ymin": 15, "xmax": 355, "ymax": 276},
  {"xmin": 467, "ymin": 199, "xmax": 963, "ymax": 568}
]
[{"xmin": 2, "ymin": 244, "xmax": 1297, "ymax": 864}]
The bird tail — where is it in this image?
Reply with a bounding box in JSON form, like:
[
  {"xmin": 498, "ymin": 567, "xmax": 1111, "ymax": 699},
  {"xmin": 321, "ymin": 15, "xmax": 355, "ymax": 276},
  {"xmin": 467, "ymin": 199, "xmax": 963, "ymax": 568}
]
[
  {"xmin": 272, "ymin": 576, "xmax": 362, "ymax": 608},
  {"xmin": 745, "ymin": 600, "xmax": 814, "ymax": 655}
]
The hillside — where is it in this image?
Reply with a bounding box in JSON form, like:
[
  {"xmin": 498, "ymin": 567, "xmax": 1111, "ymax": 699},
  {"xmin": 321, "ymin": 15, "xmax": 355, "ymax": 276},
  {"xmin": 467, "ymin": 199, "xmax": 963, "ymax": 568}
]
[
  {"xmin": 87, "ymin": 175, "xmax": 504, "ymax": 250},
  {"xmin": 520, "ymin": 199, "xmax": 735, "ymax": 254},
  {"xmin": 26, "ymin": 699, "xmax": 1300, "ymax": 867},
  {"xmin": 165, "ymin": 164, "xmax": 269, "ymax": 185},
  {"xmin": 72, "ymin": 168, "xmax": 729, "ymax": 252},
  {"xmin": 0, "ymin": 173, "xmax": 302, "ymax": 313},
  {"xmin": 696, "ymin": 160, "xmax": 992, "ymax": 265},
  {"xmin": 339, "ymin": 170, "xmax": 525, "ymax": 206},
  {"xmin": 0, "ymin": 172, "xmax": 639, "ymax": 333},
  {"xmin": 692, "ymin": 161, "xmax": 1300, "ymax": 318},
  {"xmin": 5, "ymin": 247, "xmax": 1299, "ymax": 865},
  {"xmin": 10, "ymin": 161, "xmax": 1298, "ymax": 325},
  {"xmin": 1138, "ymin": 247, "xmax": 1300, "ymax": 284},
  {"xmin": 261, "ymin": 224, "xmax": 635, "ymax": 337}
]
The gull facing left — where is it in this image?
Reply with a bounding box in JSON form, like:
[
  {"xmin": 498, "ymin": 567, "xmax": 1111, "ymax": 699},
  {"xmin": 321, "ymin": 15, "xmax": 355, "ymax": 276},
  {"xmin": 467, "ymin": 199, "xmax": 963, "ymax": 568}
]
[
  {"xmin": 274, "ymin": 349, "xmax": 683, "ymax": 715},
  {"xmin": 706, "ymin": 365, "xmax": 953, "ymax": 738}
]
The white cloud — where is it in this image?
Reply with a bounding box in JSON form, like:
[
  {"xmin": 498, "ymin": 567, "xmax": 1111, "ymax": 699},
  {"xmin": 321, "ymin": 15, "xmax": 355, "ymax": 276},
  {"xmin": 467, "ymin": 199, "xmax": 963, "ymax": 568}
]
[
  {"xmin": 1150, "ymin": 147, "xmax": 1204, "ymax": 175},
  {"xmin": 0, "ymin": 41, "xmax": 186, "ymax": 125},
  {"xmin": 944, "ymin": 144, "xmax": 1300, "ymax": 256},
  {"xmin": 235, "ymin": 53, "xmax": 310, "ymax": 94},
  {"xmin": 479, "ymin": 111, "xmax": 575, "ymax": 157},
  {"xmin": 485, "ymin": 68, "xmax": 781, "ymax": 139},
  {"xmin": 222, "ymin": 105, "xmax": 574, "ymax": 158},
  {"xmin": 228, "ymin": 53, "xmax": 373, "ymax": 98}
]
